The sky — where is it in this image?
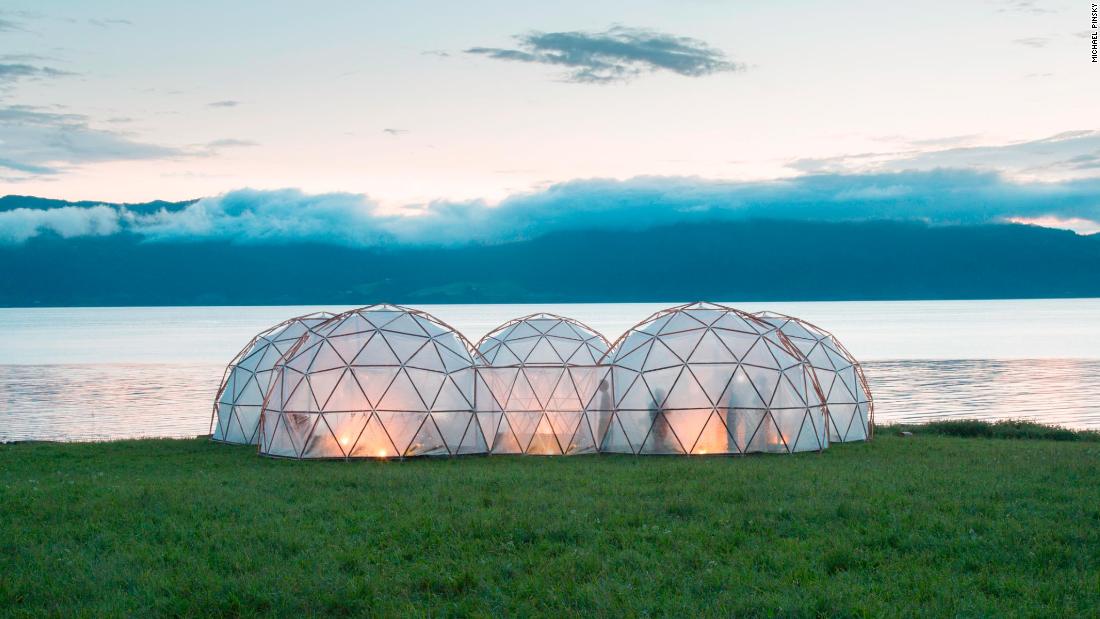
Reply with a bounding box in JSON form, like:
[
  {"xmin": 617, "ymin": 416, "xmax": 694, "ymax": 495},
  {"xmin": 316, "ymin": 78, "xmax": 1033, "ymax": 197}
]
[{"xmin": 1, "ymin": 0, "xmax": 1099, "ymax": 239}]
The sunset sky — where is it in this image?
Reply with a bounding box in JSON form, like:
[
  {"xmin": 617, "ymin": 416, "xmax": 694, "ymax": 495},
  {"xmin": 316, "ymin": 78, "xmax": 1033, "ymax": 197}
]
[{"xmin": 1, "ymin": 0, "xmax": 1098, "ymax": 234}]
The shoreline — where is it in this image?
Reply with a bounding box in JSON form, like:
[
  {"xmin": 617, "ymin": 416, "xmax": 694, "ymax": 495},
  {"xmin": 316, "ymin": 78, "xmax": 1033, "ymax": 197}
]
[{"xmin": 4, "ymin": 420, "xmax": 1099, "ymax": 447}]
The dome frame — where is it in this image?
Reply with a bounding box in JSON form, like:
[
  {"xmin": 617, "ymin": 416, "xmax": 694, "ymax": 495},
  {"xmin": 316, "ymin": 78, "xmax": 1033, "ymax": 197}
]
[
  {"xmin": 257, "ymin": 304, "xmax": 488, "ymax": 460},
  {"xmin": 475, "ymin": 313, "xmax": 612, "ymax": 455},
  {"xmin": 210, "ymin": 311, "xmax": 336, "ymax": 445},
  {"xmin": 753, "ymin": 311, "xmax": 875, "ymax": 441},
  {"xmin": 599, "ymin": 302, "xmax": 830, "ymax": 456}
]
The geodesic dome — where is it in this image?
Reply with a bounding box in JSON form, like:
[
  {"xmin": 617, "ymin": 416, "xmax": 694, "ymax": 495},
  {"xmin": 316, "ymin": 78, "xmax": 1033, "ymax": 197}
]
[
  {"xmin": 602, "ymin": 302, "xmax": 829, "ymax": 455},
  {"xmin": 211, "ymin": 311, "xmax": 336, "ymax": 444},
  {"xmin": 258, "ymin": 304, "xmax": 487, "ymax": 459},
  {"xmin": 475, "ymin": 313, "xmax": 611, "ymax": 455},
  {"xmin": 754, "ymin": 311, "xmax": 873, "ymax": 441}
]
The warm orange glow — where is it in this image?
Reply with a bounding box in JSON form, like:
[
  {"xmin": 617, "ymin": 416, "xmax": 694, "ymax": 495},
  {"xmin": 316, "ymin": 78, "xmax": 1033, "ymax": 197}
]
[
  {"xmin": 339, "ymin": 435, "xmax": 349, "ymax": 446},
  {"xmin": 693, "ymin": 415, "xmax": 729, "ymax": 454},
  {"xmin": 768, "ymin": 426, "xmax": 786, "ymax": 448},
  {"xmin": 377, "ymin": 449, "xmax": 388, "ymax": 458}
]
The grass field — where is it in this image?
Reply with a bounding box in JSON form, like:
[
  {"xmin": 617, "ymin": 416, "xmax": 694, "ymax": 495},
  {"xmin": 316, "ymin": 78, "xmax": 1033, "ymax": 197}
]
[{"xmin": 2, "ymin": 431, "xmax": 1099, "ymax": 616}]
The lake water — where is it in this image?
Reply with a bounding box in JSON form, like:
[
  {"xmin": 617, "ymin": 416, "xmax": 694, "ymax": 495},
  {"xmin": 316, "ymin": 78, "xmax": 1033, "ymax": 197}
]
[{"xmin": 2, "ymin": 299, "xmax": 1099, "ymax": 442}]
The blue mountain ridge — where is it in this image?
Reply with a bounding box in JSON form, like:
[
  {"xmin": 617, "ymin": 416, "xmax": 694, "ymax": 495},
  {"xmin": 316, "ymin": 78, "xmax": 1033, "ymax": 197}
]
[{"xmin": 1, "ymin": 196, "xmax": 1097, "ymax": 306}]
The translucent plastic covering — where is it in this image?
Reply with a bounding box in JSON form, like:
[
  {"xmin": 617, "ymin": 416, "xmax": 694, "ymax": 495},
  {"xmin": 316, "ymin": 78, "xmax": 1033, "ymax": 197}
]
[
  {"xmin": 754, "ymin": 312, "xmax": 873, "ymax": 441},
  {"xmin": 258, "ymin": 304, "xmax": 486, "ymax": 459},
  {"xmin": 602, "ymin": 302, "xmax": 829, "ymax": 455},
  {"xmin": 475, "ymin": 314, "xmax": 611, "ymax": 455},
  {"xmin": 211, "ymin": 312, "xmax": 335, "ymax": 444}
]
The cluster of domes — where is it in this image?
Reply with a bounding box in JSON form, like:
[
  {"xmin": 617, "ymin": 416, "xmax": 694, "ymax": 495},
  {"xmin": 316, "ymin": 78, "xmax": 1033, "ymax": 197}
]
[{"xmin": 211, "ymin": 302, "xmax": 872, "ymax": 459}]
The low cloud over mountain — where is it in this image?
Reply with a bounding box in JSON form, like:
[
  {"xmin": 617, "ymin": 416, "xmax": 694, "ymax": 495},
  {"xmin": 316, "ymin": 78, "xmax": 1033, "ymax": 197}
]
[{"xmin": 3, "ymin": 169, "xmax": 1099, "ymax": 246}]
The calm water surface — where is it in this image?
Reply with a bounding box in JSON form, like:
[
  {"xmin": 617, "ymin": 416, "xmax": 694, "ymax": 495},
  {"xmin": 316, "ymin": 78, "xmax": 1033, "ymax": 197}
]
[{"xmin": 2, "ymin": 299, "xmax": 1098, "ymax": 441}]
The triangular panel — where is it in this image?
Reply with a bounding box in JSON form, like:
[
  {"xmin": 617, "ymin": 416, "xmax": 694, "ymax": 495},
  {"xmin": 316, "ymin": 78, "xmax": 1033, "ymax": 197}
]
[
  {"xmin": 723, "ymin": 408, "xmax": 766, "ymax": 453},
  {"xmin": 600, "ymin": 414, "xmax": 634, "ymax": 453},
  {"xmin": 375, "ymin": 411, "xmax": 427, "ymax": 455},
  {"xmin": 640, "ymin": 414, "xmax": 685, "ymax": 454},
  {"xmin": 405, "ymin": 417, "xmax": 448, "ymax": 456},
  {"xmin": 662, "ymin": 368, "xmax": 712, "ymax": 409},
  {"xmin": 688, "ymin": 329, "xmax": 735, "ymax": 363},
  {"xmin": 694, "ymin": 411, "xmax": 734, "ymax": 454},
  {"xmin": 492, "ymin": 414, "xmax": 523, "ymax": 454},
  {"xmin": 406, "ymin": 368, "xmax": 446, "ymax": 410},
  {"xmin": 526, "ymin": 416, "xmax": 562, "ymax": 455},
  {"xmin": 431, "ymin": 411, "xmax": 473, "ymax": 453},
  {"xmin": 456, "ymin": 420, "xmax": 488, "ymax": 454},
  {"xmin": 567, "ymin": 416, "xmax": 598, "ymax": 454},
  {"xmin": 433, "ymin": 375, "xmax": 474, "ymax": 411},
  {"xmin": 308, "ymin": 367, "xmax": 346, "ymax": 410},
  {"xmin": 506, "ymin": 411, "xmax": 542, "ymax": 451},
  {"xmin": 382, "ymin": 332, "xmax": 429, "ymax": 364},
  {"xmin": 351, "ymin": 367, "xmax": 399, "ymax": 408},
  {"xmin": 659, "ymin": 330, "xmax": 704, "ymax": 362},
  {"xmin": 377, "ymin": 369, "xmax": 428, "ymax": 411},
  {"xmin": 663, "ymin": 408, "xmax": 713, "ymax": 453},
  {"xmin": 324, "ymin": 411, "xmax": 372, "ymax": 456},
  {"xmin": 743, "ymin": 412, "xmax": 786, "ymax": 454},
  {"xmin": 351, "ymin": 335, "xmax": 400, "ymax": 366},
  {"xmin": 525, "ymin": 338, "xmax": 563, "ymax": 364},
  {"xmin": 525, "ymin": 367, "xmax": 564, "ymax": 409}
]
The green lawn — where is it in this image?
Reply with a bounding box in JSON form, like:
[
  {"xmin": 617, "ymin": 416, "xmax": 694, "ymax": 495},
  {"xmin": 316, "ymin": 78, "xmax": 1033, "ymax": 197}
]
[{"xmin": 1, "ymin": 434, "xmax": 1098, "ymax": 617}]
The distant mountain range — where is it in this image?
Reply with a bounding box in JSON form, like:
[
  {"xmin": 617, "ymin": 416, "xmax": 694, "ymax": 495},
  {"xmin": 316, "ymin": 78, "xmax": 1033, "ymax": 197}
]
[
  {"xmin": 0, "ymin": 194, "xmax": 196, "ymax": 214},
  {"xmin": 2, "ymin": 195, "xmax": 1098, "ymax": 306}
]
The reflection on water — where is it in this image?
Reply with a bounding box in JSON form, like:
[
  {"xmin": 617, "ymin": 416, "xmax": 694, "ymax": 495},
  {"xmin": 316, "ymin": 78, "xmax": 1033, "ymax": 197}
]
[
  {"xmin": 867, "ymin": 359, "xmax": 1100, "ymax": 430},
  {"xmin": 1, "ymin": 359, "xmax": 1098, "ymax": 442},
  {"xmin": 0, "ymin": 364, "xmax": 223, "ymax": 442}
]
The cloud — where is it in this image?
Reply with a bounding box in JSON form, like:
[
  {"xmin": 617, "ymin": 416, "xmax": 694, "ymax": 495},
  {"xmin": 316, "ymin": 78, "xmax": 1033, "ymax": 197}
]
[
  {"xmin": 87, "ymin": 18, "xmax": 132, "ymax": 28},
  {"xmin": 0, "ymin": 106, "xmax": 185, "ymax": 176},
  {"xmin": 5, "ymin": 169, "xmax": 1100, "ymax": 245},
  {"xmin": 0, "ymin": 205, "xmax": 120, "ymax": 244},
  {"xmin": 0, "ymin": 19, "xmax": 27, "ymax": 32},
  {"xmin": 997, "ymin": 1, "xmax": 1056, "ymax": 14},
  {"xmin": 0, "ymin": 157, "xmax": 57, "ymax": 175},
  {"xmin": 0, "ymin": 54, "xmax": 55, "ymax": 62},
  {"xmin": 382, "ymin": 128, "xmax": 408, "ymax": 136},
  {"xmin": 1012, "ymin": 37, "xmax": 1050, "ymax": 47},
  {"xmin": 184, "ymin": 138, "xmax": 258, "ymax": 157},
  {"xmin": 789, "ymin": 130, "xmax": 1100, "ymax": 181},
  {"xmin": 0, "ymin": 105, "xmax": 254, "ymax": 178},
  {"xmin": 465, "ymin": 26, "xmax": 743, "ymax": 83},
  {"xmin": 202, "ymin": 138, "xmax": 258, "ymax": 149},
  {"xmin": 207, "ymin": 100, "xmax": 241, "ymax": 108},
  {"xmin": 0, "ymin": 63, "xmax": 76, "ymax": 84},
  {"xmin": 0, "ymin": 9, "xmax": 132, "ymax": 30},
  {"xmin": 906, "ymin": 134, "xmax": 982, "ymax": 148}
]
